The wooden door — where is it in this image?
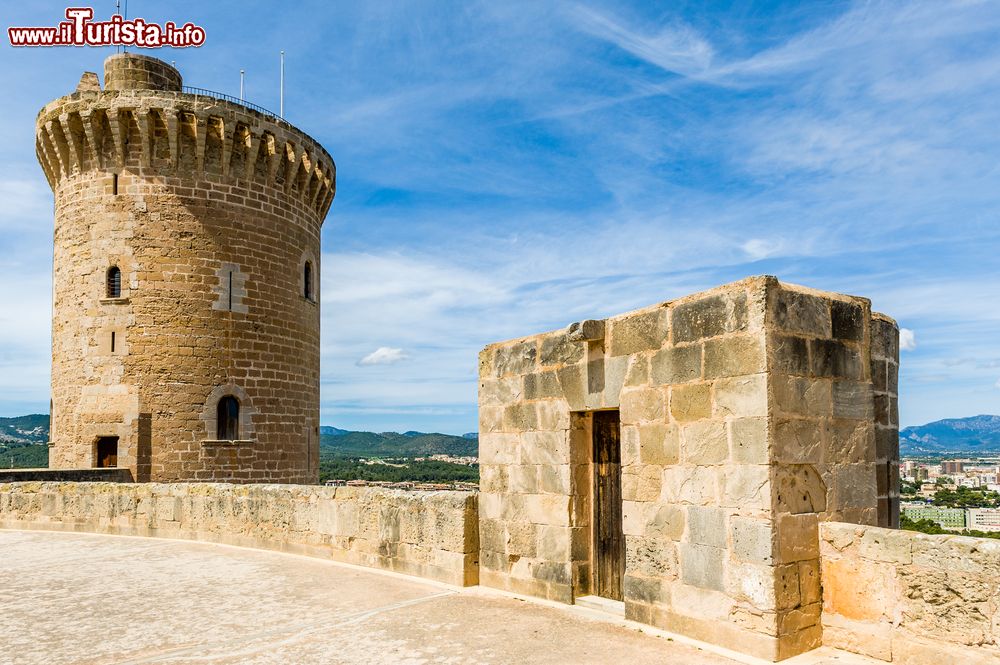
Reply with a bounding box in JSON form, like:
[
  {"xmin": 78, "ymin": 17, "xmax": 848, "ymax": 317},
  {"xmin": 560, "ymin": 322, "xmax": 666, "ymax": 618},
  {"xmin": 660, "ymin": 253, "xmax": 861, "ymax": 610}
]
[
  {"xmin": 592, "ymin": 410, "xmax": 623, "ymax": 601},
  {"xmin": 96, "ymin": 437, "xmax": 118, "ymax": 468}
]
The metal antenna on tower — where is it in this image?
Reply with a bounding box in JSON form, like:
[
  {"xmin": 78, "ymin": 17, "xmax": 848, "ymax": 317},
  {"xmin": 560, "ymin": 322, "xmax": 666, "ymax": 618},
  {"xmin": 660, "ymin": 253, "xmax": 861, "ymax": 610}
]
[
  {"xmin": 240, "ymin": 70, "xmax": 245, "ymax": 101},
  {"xmin": 280, "ymin": 51, "xmax": 285, "ymax": 118},
  {"xmin": 115, "ymin": 0, "xmax": 121, "ymax": 54}
]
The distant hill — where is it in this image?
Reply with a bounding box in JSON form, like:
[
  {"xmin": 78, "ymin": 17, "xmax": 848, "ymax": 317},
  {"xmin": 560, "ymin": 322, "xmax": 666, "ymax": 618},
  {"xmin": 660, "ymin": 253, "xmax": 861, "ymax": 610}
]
[
  {"xmin": 320, "ymin": 430, "xmax": 477, "ymax": 458},
  {"xmin": 6, "ymin": 412, "xmax": 1000, "ymax": 459},
  {"xmin": 4, "ymin": 411, "xmax": 1000, "ymax": 460},
  {"xmin": 0, "ymin": 415, "xmax": 49, "ymax": 445},
  {"xmin": 0, "ymin": 415, "xmax": 474, "ymax": 463},
  {"xmin": 0, "ymin": 442, "xmax": 48, "ymax": 468},
  {"xmin": 900, "ymin": 415, "xmax": 1000, "ymax": 454},
  {"xmin": 0, "ymin": 415, "xmax": 50, "ymax": 469}
]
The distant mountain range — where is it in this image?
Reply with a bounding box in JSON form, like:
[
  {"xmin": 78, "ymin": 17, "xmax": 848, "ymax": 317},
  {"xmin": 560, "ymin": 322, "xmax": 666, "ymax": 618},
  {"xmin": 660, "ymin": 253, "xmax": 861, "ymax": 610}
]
[
  {"xmin": 6, "ymin": 413, "xmax": 999, "ymax": 459},
  {"xmin": 0, "ymin": 418, "xmax": 477, "ymax": 467},
  {"xmin": 900, "ymin": 415, "xmax": 1000, "ymax": 454},
  {"xmin": 319, "ymin": 429, "xmax": 477, "ymax": 458}
]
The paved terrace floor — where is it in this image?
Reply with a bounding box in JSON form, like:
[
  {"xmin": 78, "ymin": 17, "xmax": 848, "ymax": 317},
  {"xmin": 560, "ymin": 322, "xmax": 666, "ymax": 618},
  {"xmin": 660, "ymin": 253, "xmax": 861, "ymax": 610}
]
[{"xmin": 0, "ymin": 530, "xmax": 878, "ymax": 665}]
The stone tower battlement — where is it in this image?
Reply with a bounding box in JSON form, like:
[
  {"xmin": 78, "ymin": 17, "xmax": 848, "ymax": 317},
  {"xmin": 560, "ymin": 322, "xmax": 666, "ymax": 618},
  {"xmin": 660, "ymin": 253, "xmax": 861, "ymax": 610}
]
[
  {"xmin": 35, "ymin": 54, "xmax": 335, "ymax": 220},
  {"xmin": 37, "ymin": 54, "xmax": 334, "ymax": 484},
  {"xmin": 103, "ymin": 52, "xmax": 183, "ymax": 91}
]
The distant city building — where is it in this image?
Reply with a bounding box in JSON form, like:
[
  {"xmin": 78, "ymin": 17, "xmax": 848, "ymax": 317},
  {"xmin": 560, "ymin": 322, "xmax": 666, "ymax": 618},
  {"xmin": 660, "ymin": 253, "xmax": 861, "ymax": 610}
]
[
  {"xmin": 414, "ymin": 454, "xmax": 479, "ymax": 466},
  {"xmin": 902, "ymin": 503, "xmax": 966, "ymax": 529},
  {"xmin": 964, "ymin": 465, "xmax": 998, "ymax": 477},
  {"xmin": 323, "ymin": 478, "xmax": 476, "ymax": 492},
  {"xmin": 918, "ymin": 482, "xmax": 941, "ymax": 498},
  {"xmin": 942, "ymin": 461, "xmax": 967, "ymax": 474},
  {"xmin": 915, "ymin": 467, "xmax": 930, "ymax": 481},
  {"xmin": 966, "ymin": 508, "xmax": 1000, "ymax": 532}
]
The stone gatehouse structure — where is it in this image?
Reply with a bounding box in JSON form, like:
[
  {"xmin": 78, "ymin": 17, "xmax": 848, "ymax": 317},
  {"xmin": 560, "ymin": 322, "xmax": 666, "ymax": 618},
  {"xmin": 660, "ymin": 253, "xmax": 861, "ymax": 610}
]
[
  {"xmin": 477, "ymin": 276, "xmax": 900, "ymax": 661},
  {"xmin": 36, "ymin": 54, "xmax": 334, "ymax": 483}
]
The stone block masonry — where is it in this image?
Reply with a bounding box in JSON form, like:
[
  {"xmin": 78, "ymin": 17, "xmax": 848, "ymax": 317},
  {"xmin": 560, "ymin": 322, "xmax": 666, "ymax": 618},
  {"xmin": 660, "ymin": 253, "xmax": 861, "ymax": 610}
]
[
  {"xmin": 37, "ymin": 54, "xmax": 335, "ymax": 483},
  {"xmin": 871, "ymin": 315, "xmax": 901, "ymax": 528},
  {"xmin": 0, "ymin": 468, "xmax": 133, "ymax": 483},
  {"xmin": 0, "ymin": 482, "xmax": 479, "ymax": 587},
  {"xmin": 820, "ymin": 522, "xmax": 1000, "ymax": 664},
  {"xmin": 478, "ymin": 275, "xmax": 900, "ymax": 661}
]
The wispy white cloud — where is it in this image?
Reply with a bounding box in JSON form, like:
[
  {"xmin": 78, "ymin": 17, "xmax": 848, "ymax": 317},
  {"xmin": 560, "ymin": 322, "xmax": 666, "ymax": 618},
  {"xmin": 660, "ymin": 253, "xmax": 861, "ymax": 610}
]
[
  {"xmin": 899, "ymin": 328, "xmax": 917, "ymax": 352},
  {"xmin": 357, "ymin": 347, "xmax": 409, "ymax": 366},
  {"xmin": 742, "ymin": 238, "xmax": 785, "ymax": 261},
  {"xmin": 570, "ymin": 7, "xmax": 714, "ymax": 77}
]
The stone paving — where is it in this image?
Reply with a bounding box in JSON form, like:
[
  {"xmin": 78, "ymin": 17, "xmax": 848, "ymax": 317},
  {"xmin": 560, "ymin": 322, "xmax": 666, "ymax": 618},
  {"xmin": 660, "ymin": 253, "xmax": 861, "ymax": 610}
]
[{"xmin": 0, "ymin": 530, "xmax": 878, "ymax": 665}]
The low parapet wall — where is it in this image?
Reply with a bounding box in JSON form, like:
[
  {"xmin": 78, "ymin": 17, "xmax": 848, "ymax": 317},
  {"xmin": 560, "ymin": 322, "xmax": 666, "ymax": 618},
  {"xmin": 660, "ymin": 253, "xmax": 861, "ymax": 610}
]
[
  {"xmin": 0, "ymin": 468, "xmax": 133, "ymax": 482},
  {"xmin": 820, "ymin": 521, "xmax": 1000, "ymax": 664},
  {"xmin": 0, "ymin": 482, "xmax": 479, "ymax": 587}
]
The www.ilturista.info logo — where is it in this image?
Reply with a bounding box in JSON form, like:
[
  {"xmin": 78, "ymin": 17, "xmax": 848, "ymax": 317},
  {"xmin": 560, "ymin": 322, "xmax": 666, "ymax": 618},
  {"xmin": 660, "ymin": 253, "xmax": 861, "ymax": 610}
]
[{"xmin": 8, "ymin": 7, "xmax": 205, "ymax": 48}]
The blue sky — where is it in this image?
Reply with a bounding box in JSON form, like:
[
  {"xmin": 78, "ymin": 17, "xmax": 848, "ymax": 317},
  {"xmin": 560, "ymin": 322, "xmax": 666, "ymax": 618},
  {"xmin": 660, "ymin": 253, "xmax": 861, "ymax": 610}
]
[{"xmin": 1, "ymin": 1, "xmax": 998, "ymax": 434}]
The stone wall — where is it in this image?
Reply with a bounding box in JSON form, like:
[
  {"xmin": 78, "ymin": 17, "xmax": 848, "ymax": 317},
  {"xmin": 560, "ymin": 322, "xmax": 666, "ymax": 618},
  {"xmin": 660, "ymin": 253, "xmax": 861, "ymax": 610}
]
[
  {"xmin": 871, "ymin": 316, "xmax": 901, "ymax": 528},
  {"xmin": 0, "ymin": 468, "xmax": 133, "ymax": 482},
  {"xmin": 478, "ymin": 276, "xmax": 898, "ymax": 661},
  {"xmin": 0, "ymin": 482, "xmax": 479, "ymax": 587},
  {"xmin": 104, "ymin": 53, "xmax": 183, "ymax": 92},
  {"xmin": 37, "ymin": 54, "xmax": 335, "ymax": 483},
  {"xmin": 820, "ymin": 522, "xmax": 1000, "ymax": 664}
]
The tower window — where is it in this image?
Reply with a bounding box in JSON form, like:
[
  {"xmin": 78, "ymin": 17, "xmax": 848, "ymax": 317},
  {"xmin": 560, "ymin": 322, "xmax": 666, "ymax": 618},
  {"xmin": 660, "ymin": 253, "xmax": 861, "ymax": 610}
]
[
  {"xmin": 96, "ymin": 437, "xmax": 119, "ymax": 468},
  {"xmin": 106, "ymin": 266, "xmax": 122, "ymax": 298},
  {"xmin": 303, "ymin": 261, "xmax": 313, "ymax": 300},
  {"xmin": 216, "ymin": 396, "xmax": 240, "ymax": 441}
]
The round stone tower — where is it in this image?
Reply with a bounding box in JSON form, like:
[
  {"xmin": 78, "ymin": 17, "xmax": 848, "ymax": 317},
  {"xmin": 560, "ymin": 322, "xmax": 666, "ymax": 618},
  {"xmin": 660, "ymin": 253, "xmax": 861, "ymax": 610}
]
[{"xmin": 35, "ymin": 54, "xmax": 335, "ymax": 483}]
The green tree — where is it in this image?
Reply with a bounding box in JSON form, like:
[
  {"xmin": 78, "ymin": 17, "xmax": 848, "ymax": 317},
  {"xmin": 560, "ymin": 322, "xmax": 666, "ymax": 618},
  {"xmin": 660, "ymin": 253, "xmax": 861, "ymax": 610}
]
[
  {"xmin": 932, "ymin": 486, "xmax": 1000, "ymax": 508},
  {"xmin": 318, "ymin": 457, "xmax": 479, "ymax": 484},
  {"xmin": 900, "ymin": 514, "xmax": 947, "ymax": 534}
]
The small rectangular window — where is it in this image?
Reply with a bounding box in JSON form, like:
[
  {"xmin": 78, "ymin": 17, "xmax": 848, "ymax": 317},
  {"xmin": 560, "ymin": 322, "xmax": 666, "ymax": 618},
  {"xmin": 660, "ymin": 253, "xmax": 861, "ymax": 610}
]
[
  {"xmin": 96, "ymin": 437, "xmax": 118, "ymax": 468},
  {"xmin": 112, "ymin": 173, "xmax": 119, "ymax": 196},
  {"xmin": 216, "ymin": 396, "xmax": 240, "ymax": 440},
  {"xmin": 106, "ymin": 266, "xmax": 122, "ymax": 298},
  {"xmin": 110, "ymin": 331, "xmax": 116, "ymax": 353}
]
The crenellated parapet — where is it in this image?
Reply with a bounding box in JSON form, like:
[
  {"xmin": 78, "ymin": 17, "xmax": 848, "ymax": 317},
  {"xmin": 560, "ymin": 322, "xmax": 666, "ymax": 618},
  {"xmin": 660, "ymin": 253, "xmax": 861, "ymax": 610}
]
[{"xmin": 35, "ymin": 56, "xmax": 335, "ymax": 220}]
